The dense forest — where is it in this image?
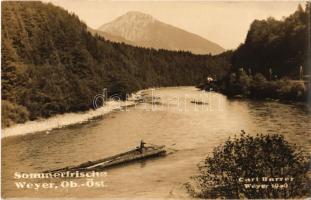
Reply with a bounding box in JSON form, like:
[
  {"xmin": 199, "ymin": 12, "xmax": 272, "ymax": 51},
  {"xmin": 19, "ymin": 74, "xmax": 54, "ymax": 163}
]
[
  {"xmin": 1, "ymin": 1, "xmax": 231, "ymax": 127},
  {"xmin": 232, "ymin": 4, "xmax": 310, "ymax": 78},
  {"xmin": 200, "ymin": 3, "xmax": 310, "ymax": 101}
]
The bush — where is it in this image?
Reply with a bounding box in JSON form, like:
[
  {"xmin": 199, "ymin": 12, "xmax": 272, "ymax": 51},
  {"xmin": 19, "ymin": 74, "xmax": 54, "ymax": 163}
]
[
  {"xmin": 185, "ymin": 131, "xmax": 311, "ymax": 199},
  {"xmin": 237, "ymin": 69, "xmax": 251, "ymax": 95},
  {"xmin": 274, "ymin": 80, "xmax": 306, "ymax": 100},
  {"xmin": 290, "ymin": 81, "xmax": 306, "ymax": 99},
  {"xmin": 224, "ymin": 71, "xmax": 251, "ymax": 96},
  {"xmin": 2, "ymin": 100, "xmax": 29, "ymax": 127}
]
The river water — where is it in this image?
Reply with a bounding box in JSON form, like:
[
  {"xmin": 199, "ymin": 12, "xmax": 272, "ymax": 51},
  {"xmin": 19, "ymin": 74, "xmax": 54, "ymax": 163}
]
[{"xmin": 2, "ymin": 87, "xmax": 310, "ymax": 199}]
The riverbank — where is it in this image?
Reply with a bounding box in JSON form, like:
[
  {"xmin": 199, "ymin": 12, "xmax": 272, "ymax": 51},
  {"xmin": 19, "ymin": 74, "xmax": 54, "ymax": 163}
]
[
  {"xmin": 1, "ymin": 91, "xmax": 144, "ymax": 138},
  {"xmin": 198, "ymin": 74, "xmax": 309, "ymax": 103}
]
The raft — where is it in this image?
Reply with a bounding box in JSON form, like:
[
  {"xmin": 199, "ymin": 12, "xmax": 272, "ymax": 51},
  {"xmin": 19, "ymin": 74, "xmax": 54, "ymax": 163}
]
[{"xmin": 44, "ymin": 144, "xmax": 166, "ymax": 173}]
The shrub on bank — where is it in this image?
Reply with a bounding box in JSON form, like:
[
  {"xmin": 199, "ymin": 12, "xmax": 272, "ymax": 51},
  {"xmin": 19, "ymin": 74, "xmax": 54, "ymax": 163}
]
[
  {"xmin": 2, "ymin": 100, "xmax": 29, "ymax": 127},
  {"xmin": 276, "ymin": 80, "xmax": 306, "ymax": 100},
  {"xmin": 185, "ymin": 131, "xmax": 311, "ymax": 199}
]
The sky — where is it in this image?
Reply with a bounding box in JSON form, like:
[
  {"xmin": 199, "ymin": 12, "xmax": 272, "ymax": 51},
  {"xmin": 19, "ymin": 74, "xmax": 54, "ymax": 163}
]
[{"xmin": 47, "ymin": 0, "xmax": 305, "ymax": 50}]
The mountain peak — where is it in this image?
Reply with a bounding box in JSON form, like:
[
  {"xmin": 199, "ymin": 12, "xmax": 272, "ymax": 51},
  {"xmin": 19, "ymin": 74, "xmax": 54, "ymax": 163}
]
[
  {"xmin": 98, "ymin": 12, "xmax": 225, "ymax": 55},
  {"xmin": 99, "ymin": 11, "xmax": 156, "ymax": 41},
  {"xmin": 123, "ymin": 11, "xmax": 154, "ymax": 19},
  {"xmin": 114, "ymin": 11, "xmax": 155, "ymax": 25}
]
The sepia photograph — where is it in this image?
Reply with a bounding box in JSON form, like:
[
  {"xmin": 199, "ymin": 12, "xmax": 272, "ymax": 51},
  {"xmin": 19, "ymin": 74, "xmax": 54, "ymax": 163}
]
[{"xmin": 1, "ymin": 0, "xmax": 310, "ymax": 199}]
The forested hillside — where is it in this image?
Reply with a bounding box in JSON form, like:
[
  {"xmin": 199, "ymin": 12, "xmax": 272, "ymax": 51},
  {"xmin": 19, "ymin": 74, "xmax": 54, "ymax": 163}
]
[
  {"xmin": 1, "ymin": 1, "xmax": 231, "ymax": 127},
  {"xmin": 199, "ymin": 4, "xmax": 310, "ymax": 101},
  {"xmin": 232, "ymin": 4, "xmax": 310, "ymax": 78}
]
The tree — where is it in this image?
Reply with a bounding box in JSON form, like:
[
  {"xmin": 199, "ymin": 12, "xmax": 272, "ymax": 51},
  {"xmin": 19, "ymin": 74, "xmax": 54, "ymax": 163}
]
[{"xmin": 185, "ymin": 131, "xmax": 311, "ymax": 199}]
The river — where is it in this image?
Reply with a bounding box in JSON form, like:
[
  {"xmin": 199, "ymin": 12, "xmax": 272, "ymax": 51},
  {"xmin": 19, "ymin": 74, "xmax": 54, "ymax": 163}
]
[{"xmin": 2, "ymin": 87, "xmax": 310, "ymax": 199}]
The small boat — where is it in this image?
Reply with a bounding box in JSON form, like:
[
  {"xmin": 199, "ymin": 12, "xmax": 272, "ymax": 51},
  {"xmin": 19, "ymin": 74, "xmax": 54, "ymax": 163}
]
[
  {"xmin": 190, "ymin": 100, "xmax": 208, "ymax": 105},
  {"xmin": 44, "ymin": 144, "xmax": 166, "ymax": 173}
]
